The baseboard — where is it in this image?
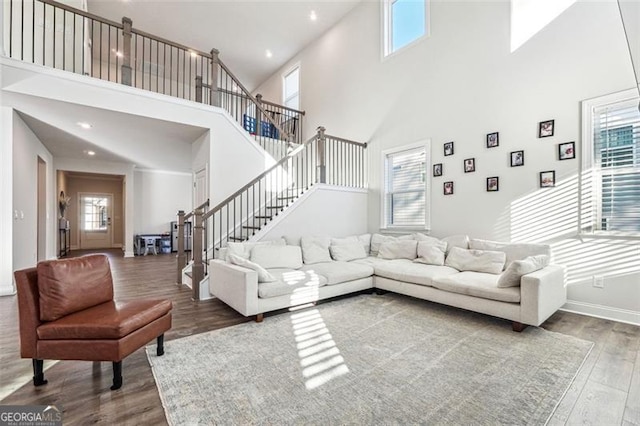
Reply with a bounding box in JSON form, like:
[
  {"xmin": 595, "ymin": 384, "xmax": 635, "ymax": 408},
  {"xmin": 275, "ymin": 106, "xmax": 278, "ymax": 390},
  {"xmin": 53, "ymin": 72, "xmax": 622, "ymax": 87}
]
[
  {"xmin": 561, "ymin": 300, "xmax": 640, "ymax": 326},
  {"xmin": 124, "ymin": 251, "xmax": 134, "ymax": 258},
  {"xmin": 0, "ymin": 286, "xmax": 16, "ymax": 296}
]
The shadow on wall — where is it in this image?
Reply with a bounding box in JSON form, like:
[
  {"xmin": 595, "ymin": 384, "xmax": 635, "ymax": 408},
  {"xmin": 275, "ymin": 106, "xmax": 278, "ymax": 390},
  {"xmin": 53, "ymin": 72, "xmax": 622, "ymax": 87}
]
[{"xmin": 494, "ymin": 172, "xmax": 640, "ymax": 285}]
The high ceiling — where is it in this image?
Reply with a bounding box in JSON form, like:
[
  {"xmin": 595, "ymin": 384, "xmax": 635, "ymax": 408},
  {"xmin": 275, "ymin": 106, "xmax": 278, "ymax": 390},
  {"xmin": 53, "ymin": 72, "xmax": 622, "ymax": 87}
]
[{"xmin": 87, "ymin": 0, "xmax": 362, "ymax": 91}]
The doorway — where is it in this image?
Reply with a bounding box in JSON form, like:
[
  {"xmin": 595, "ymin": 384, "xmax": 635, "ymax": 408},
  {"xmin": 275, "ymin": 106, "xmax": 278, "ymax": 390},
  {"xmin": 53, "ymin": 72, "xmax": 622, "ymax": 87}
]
[
  {"xmin": 37, "ymin": 157, "xmax": 46, "ymax": 261},
  {"xmin": 78, "ymin": 193, "xmax": 113, "ymax": 249},
  {"xmin": 194, "ymin": 167, "xmax": 208, "ymax": 207}
]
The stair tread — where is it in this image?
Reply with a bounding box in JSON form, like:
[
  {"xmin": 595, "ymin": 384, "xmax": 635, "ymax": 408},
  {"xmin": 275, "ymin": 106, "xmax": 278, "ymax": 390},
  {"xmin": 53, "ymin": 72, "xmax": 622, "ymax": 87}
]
[
  {"xmin": 277, "ymin": 196, "xmax": 297, "ymax": 200},
  {"xmin": 255, "ymin": 216, "xmax": 272, "ymax": 219},
  {"xmin": 242, "ymin": 226, "xmax": 261, "ymax": 229},
  {"xmin": 266, "ymin": 206, "xmax": 285, "ymax": 209},
  {"xmin": 228, "ymin": 237, "xmax": 246, "ymax": 241}
]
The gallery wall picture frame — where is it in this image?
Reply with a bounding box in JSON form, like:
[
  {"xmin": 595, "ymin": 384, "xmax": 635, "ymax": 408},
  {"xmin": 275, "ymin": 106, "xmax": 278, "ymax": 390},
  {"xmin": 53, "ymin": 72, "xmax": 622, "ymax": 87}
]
[
  {"xmin": 540, "ymin": 170, "xmax": 556, "ymax": 188},
  {"xmin": 444, "ymin": 181, "xmax": 454, "ymax": 195},
  {"xmin": 433, "ymin": 163, "xmax": 443, "ymax": 177},
  {"xmin": 558, "ymin": 141, "xmax": 576, "ymax": 160},
  {"xmin": 486, "ymin": 177, "xmax": 499, "ymax": 192},
  {"xmin": 510, "ymin": 150, "xmax": 525, "ymax": 167},
  {"xmin": 464, "ymin": 158, "xmax": 476, "ymax": 173},
  {"xmin": 444, "ymin": 142, "xmax": 454, "ymax": 156},
  {"xmin": 486, "ymin": 132, "xmax": 499, "ymax": 148},
  {"xmin": 539, "ymin": 120, "xmax": 555, "ymax": 138}
]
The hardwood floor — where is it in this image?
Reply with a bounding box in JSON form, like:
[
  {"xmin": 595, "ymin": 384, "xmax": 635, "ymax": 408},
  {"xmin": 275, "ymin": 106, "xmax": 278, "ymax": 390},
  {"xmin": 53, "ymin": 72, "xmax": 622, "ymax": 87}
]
[{"xmin": 1, "ymin": 250, "xmax": 638, "ymax": 425}]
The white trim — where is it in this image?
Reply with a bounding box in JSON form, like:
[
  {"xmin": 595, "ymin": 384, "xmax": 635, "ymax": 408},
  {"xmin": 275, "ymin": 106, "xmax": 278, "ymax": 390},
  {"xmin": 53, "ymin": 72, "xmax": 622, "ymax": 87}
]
[
  {"xmin": 135, "ymin": 168, "xmax": 192, "ymax": 177},
  {"xmin": 381, "ymin": 0, "xmax": 430, "ymax": 60},
  {"xmin": 561, "ymin": 300, "xmax": 640, "ymax": 326}
]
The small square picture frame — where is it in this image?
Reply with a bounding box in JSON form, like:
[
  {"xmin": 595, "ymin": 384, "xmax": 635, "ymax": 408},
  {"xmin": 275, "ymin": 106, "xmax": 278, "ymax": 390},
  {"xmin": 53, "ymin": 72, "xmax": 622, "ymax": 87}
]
[
  {"xmin": 444, "ymin": 181, "xmax": 454, "ymax": 195},
  {"xmin": 486, "ymin": 132, "xmax": 499, "ymax": 148},
  {"xmin": 558, "ymin": 141, "xmax": 575, "ymax": 160},
  {"xmin": 444, "ymin": 141, "xmax": 454, "ymax": 156},
  {"xmin": 464, "ymin": 158, "xmax": 476, "ymax": 173},
  {"xmin": 433, "ymin": 163, "xmax": 443, "ymax": 177},
  {"xmin": 486, "ymin": 176, "xmax": 499, "ymax": 192},
  {"xmin": 539, "ymin": 120, "xmax": 555, "ymax": 138},
  {"xmin": 540, "ymin": 171, "xmax": 556, "ymax": 188},
  {"xmin": 510, "ymin": 150, "xmax": 525, "ymax": 167}
]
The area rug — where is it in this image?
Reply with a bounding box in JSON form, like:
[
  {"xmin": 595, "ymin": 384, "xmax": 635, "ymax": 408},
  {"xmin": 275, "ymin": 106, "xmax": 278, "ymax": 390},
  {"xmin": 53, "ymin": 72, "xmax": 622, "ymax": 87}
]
[{"xmin": 147, "ymin": 294, "xmax": 592, "ymax": 425}]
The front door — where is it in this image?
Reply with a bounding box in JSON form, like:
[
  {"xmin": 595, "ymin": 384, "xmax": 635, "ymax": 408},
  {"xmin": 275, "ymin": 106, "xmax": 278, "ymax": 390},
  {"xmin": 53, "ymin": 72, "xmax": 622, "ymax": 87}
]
[{"xmin": 78, "ymin": 193, "xmax": 113, "ymax": 249}]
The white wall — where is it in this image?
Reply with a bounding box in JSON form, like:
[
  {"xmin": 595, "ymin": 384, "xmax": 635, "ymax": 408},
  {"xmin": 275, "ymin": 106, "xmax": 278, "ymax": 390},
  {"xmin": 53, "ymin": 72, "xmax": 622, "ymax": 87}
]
[
  {"xmin": 256, "ymin": 185, "xmax": 368, "ymax": 243},
  {"xmin": 0, "ymin": 107, "xmax": 14, "ymax": 294},
  {"xmin": 12, "ymin": 110, "xmax": 55, "ymax": 272},
  {"xmin": 133, "ymin": 169, "xmax": 192, "ymax": 235},
  {"xmin": 255, "ymin": 0, "xmax": 640, "ymax": 322}
]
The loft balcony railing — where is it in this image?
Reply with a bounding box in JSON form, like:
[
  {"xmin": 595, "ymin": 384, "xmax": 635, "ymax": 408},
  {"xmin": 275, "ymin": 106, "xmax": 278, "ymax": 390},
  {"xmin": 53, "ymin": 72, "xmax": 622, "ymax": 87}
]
[{"xmin": 3, "ymin": 0, "xmax": 303, "ymax": 158}]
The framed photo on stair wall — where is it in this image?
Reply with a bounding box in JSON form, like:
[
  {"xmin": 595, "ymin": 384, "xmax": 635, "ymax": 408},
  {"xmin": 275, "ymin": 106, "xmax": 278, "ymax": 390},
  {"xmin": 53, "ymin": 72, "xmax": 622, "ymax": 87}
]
[
  {"xmin": 444, "ymin": 142, "xmax": 454, "ymax": 156},
  {"xmin": 433, "ymin": 163, "xmax": 443, "ymax": 177}
]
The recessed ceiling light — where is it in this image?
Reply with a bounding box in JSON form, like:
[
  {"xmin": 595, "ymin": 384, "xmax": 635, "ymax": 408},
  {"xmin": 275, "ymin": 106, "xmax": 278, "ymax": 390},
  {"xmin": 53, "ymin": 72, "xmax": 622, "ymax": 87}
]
[
  {"xmin": 265, "ymin": 49, "xmax": 273, "ymax": 58},
  {"xmin": 310, "ymin": 10, "xmax": 317, "ymax": 21},
  {"xmin": 77, "ymin": 122, "xmax": 92, "ymax": 129},
  {"xmin": 86, "ymin": 150, "xmax": 96, "ymax": 156}
]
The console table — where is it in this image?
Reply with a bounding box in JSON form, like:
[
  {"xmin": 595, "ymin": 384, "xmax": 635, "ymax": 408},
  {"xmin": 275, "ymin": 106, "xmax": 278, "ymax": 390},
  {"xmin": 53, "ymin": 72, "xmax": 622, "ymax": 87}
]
[{"xmin": 59, "ymin": 228, "xmax": 70, "ymax": 258}]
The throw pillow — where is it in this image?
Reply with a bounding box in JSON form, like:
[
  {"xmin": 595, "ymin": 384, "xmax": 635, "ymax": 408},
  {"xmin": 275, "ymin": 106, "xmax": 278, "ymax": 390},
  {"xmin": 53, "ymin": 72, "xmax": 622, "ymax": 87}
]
[
  {"xmin": 300, "ymin": 236, "xmax": 332, "ymax": 264},
  {"xmin": 413, "ymin": 241, "xmax": 446, "ymax": 266},
  {"xmin": 441, "ymin": 235, "xmax": 470, "ymax": 254},
  {"xmin": 250, "ymin": 245, "xmax": 303, "ymax": 269},
  {"xmin": 377, "ymin": 240, "xmax": 418, "ymax": 260},
  {"xmin": 226, "ymin": 238, "xmax": 286, "ymax": 261},
  {"xmin": 331, "ymin": 234, "xmax": 372, "ymax": 255},
  {"xmin": 228, "ymin": 254, "xmax": 276, "ymax": 283},
  {"xmin": 469, "ymin": 238, "xmax": 551, "ymax": 268},
  {"xmin": 370, "ymin": 233, "xmax": 413, "ymax": 256},
  {"xmin": 329, "ymin": 243, "xmax": 368, "ymax": 262},
  {"xmin": 444, "ymin": 247, "xmax": 506, "ymax": 275},
  {"xmin": 497, "ymin": 255, "xmax": 550, "ymax": 288}
]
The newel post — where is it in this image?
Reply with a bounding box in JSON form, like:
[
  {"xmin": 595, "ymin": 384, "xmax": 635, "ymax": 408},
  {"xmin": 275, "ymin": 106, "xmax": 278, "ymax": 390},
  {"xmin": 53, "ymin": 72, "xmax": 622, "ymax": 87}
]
[
  {"xmin": 195, "ymin": 76, "xmax": 203, "ymax": 103},
  {"xmin": 256, "ymin": 93, "xmax": 263, "ymax": 136},
  {"xmin": 317, "ymin": 126, "xmax": 327, "ymax": 183},
  {"xmin": 176, "ymin": 210, "xmax": 186, "ymax": 285},
  {"xmin": 210, "ymin": 48, "xmax": 220, "ymax": 107},
  {"xmin": 121, "ymin": 17, "xmax": 133, "ymax": 86},
  {"xmin": 191, "ymin": 208, "xmax": 205, "ymax": 301}
]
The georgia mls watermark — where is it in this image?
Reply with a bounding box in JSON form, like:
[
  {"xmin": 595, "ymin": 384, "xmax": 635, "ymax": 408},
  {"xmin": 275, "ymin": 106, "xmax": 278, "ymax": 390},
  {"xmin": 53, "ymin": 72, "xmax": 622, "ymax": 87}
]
[{"xmin": 0, "ymin": 405, "xmax": 62, "ymax": 426}]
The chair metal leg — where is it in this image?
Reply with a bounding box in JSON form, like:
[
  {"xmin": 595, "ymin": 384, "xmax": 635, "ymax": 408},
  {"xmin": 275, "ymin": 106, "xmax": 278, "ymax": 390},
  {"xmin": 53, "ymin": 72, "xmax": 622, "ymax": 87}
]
[
  {"xmin": 157, "ymin": 334, "xmax": 165, "ymax": 356},
  {"xmin": 32, "ymin": 359, "xmax": 48, "ymax": 386},
  {"xmin": 110, "ymin": 361, "xmax": 122, "ymax": 390}
]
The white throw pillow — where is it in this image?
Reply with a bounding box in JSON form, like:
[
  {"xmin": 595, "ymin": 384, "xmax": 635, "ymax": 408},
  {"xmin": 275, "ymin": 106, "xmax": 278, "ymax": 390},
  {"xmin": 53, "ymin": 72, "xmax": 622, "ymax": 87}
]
[
  {"xmin": 228, "ymin": 254, "xmax": 276, "ymax": 283},
  {"xmin": 370, "ymin": 233, "xmax": 413, "ymax": 256},
  {"xmin": 226, "ymin": 238, "xmax": 285, "ymax": 261},
  {"xmin": 331, "ymin": 234, "xmax": 372, "ymax": 254},
  {"xmin": 414, "ymin": 241, "xmax": 446, "ymax": 266},
  {"xmin": 444, "ymin": 247, "xmax": 506, "ymax": 275},
  {"xmin": 497, "ymin": 255, "xmax": 550, "ymax": 288},
  {"xmin": 329, "ymin": 243, "xmax": 367, "ymax": 262},
  {"xmin": 251, "ymin": 245, "xmax": 303, "ymax": 269},
  {"xmin": 300, "ymin": 236, "xmax": 332, "ymax": 264},
  {"xmin": 441, "ymin": 235, "xmax": 470, "ymax": 254},
  {"xmin": 469, "ymin": 238, "xmax": 551, "ymax": 268},
  {"xmin": 377, "ymin": 240, "xmax": 418, "ymax": 260}
]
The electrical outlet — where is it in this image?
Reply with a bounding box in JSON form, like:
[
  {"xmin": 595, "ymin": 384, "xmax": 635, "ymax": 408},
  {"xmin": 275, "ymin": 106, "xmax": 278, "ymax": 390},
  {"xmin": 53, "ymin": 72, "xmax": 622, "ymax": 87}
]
[{"xmin": 593, "ymin": 275, "xmax": 604, "ymax": 289}]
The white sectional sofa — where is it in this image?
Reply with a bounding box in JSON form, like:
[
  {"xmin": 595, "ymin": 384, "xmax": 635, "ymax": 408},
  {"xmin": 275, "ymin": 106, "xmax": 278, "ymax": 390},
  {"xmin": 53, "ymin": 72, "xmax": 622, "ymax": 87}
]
[{"xmin": 209, "ymin": 233, "xmax": 567, "ymax": 331}]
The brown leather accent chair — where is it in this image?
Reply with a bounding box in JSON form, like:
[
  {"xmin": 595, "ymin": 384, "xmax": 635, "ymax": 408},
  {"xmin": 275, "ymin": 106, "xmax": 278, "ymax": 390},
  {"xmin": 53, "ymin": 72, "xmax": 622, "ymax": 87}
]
[{"xmin": 14, "ymin": 254, "xmax": 172, "ymax": 390}]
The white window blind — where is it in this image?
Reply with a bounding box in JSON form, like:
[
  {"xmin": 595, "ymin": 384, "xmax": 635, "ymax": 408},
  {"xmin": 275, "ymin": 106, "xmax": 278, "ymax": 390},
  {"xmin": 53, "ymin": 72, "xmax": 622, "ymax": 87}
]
[
  {"xmin": 384, "ymin": 146, "xmax": 427, "ymax": 228},
  {"xmin": 283, "ymin": 67, "xmax": 299, "ymax": 110},
  {"xmin": 582, "ymin": 92, "xmax": 640, "ymax": 235}
]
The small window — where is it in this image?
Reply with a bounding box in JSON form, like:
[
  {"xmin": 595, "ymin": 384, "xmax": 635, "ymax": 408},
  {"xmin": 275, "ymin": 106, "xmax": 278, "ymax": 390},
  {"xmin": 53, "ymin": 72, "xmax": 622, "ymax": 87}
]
[
  {"xmin": 283, "ymin": 66, "xmax": 300, "ymax": 110},
  {"xmin": 383, "ymin": 0, "xmax": 427, "ymax": 57},
  {"xmin": 383, "ymin": 144, "xmax": 429, "ymax": 228}
]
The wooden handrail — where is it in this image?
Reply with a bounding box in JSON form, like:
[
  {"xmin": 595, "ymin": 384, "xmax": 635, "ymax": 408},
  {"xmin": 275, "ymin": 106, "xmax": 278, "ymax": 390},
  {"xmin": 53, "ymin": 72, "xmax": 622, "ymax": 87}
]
[
  {"xmin": 40, "ymin": 0, "xmax": 123, "ymax": 28},
  {"xmin": 130, "ymin": 28, "xmax": 212, "ymax": 58},
  {"xmin": 324, "ymin": 134, "xmax": 367, "ymax": 148},
  {"xmin": 184, "ymin": 199, "xmax": 210, "ymax": 221},
  {"xmin": 259, "ymin": 98, "xmax": 306, "ymax": 116}
]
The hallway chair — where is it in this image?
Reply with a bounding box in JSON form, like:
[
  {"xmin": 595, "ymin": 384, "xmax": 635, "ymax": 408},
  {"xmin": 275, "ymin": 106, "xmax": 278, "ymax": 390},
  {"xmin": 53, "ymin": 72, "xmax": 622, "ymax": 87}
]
[{"xmin": 14, "ymin": 254, "xmax": 172, "ymax": 390}]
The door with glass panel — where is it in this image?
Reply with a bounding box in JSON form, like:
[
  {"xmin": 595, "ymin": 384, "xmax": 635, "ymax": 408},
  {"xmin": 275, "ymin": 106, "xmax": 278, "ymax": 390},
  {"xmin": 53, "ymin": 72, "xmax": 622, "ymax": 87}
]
[{"xmin": 78, "ymin": 193, "xmax": 113, "ymax": 249}]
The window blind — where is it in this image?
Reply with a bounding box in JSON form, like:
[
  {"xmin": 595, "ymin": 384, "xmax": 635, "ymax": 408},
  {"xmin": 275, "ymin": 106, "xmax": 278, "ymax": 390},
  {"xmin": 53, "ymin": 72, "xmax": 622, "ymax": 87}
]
[
  {"xmin": 385, "ymin": 147, "xmax": 426, "ymax": 227},
  {"xmin": 592, "ymin": 98, "xmax": 640, "ymax": 233}
]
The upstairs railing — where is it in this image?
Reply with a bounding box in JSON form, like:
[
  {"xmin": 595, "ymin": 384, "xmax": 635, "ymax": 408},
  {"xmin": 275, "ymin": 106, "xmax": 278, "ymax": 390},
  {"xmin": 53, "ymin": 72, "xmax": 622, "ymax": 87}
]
[
  {"xmin": 4, "ymin": 0, "xmax": 302, "ymax": 159},
  {"xmin": 177, "ymin": 127, "xmax": 368, "ymax": 300}
]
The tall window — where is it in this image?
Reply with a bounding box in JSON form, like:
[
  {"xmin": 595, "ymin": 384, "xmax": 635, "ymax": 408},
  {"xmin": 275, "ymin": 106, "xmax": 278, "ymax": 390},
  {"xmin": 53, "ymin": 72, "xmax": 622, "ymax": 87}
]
[
  {"xmin": 383, "ymin": 0, "xmax": 427, "ymax": 57},
  {"xmin": 383, "ymin": 144, "xmax": 428, "ymax": 228},
  {"xmin": 581, "ymin": 89, "xmax": 640, "ymax": 235},
  {"xmin": 283, "ymin": 66, "xmax": 300, "ymax": 110},
  {"xmin": 81, "ymin": 196, "xmax": 108, "ymax": 231}
]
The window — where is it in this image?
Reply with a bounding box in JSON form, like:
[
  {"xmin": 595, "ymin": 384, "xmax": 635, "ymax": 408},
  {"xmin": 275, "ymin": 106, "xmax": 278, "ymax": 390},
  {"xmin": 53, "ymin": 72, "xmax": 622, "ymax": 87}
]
[
  {"xmin": 81, "ymin": 196, "xmax": 108, "ymax": 231},
  {"xmin": 383, "ymin": 0, "xmax": 427, "ymax": 57},
  {"xmin": 581, "ymin": 89, "xmax": 640, "ymax": 235},
  {"xmin": 283, "ymin": 66, "xmax": 300, "ymax": 110},
  {"xmin": 383, "ymin": 144, "xmax": 429, "ymax": 228}
]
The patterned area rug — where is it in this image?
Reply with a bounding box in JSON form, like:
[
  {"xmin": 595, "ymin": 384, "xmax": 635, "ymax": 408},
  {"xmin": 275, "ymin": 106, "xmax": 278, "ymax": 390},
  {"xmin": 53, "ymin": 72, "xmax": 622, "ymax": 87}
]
[{"xmin": 147, "ymin": 293, "xmax": 592, "ymax": 425}]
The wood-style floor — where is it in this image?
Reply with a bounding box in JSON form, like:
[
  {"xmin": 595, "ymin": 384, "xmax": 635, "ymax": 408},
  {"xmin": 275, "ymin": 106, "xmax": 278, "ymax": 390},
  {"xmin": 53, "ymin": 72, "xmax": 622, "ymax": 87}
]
[{"xmin": 0, "ymin": 250, "xmax": 638, "ymax": 425}]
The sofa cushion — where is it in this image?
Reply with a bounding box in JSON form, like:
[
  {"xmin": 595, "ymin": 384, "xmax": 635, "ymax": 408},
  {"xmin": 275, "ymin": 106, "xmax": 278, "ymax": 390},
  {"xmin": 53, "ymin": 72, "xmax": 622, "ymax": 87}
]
[
  {"xmin": 251, "ymin": 245, "xmax": 303, "ymax": 269},
  {"xmin": 468, "ymin": 238, "xmax": 551, "ymax": 268},
  {"xmin": 301, "ymin": 236, "xmax": 332, "ymax": 264},
  {"xmin": 414, "ymin": 243, "xmax": 445, "ymax": 266},
  {"xmin": 441, "ymin": 235, "xmax": 470, "ymax": 254},
  {"xmin": 331, "ymin": 234, "xmax": 372, "ymax": 254},
  {"xmin": 37, "ymin": 254, "xmax": 114, "ymax": 322},
  {"xmin": 497, "ymin": 255, "xmax": 550, "ymax": 288},
  {"xmin": 432, "ymin": 272, "xmax": 521, "ymax": 303},
  {"xmin": 445, "ymin": 247, "xmax": 506, "ymax": 275},
  {"xmin": 374, "ymin": 259, "xmax": 459, "ymax": 287},
  {"xmin": 329, "ymin": 243, "xmax": 368, "ymax": 262},
  {"xmin": 228, "ymin": 254, "xmax": 276, "ymax": 283},
  {"xmin": 378, "ymin": 240, "xmax": 418, "ymax": 260},
  {"xmin": 301, "ymin": 261, "xmax": 374, "ymax": 285},
  {"xmin": 258, "ymin": 269, "xmax": 328, "ymax": 298},
  {"xmin": 370, "ymin": 233, "xmax": 414, "ymax": 256},
  {"xmin": 351, "ymin": 256, "xmax": 390, "ymax": 268},
  {"xmin": 226, "ymin": 238, "xmax": 286, "ymax": 261}
]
